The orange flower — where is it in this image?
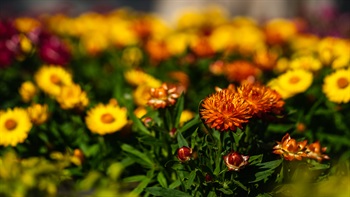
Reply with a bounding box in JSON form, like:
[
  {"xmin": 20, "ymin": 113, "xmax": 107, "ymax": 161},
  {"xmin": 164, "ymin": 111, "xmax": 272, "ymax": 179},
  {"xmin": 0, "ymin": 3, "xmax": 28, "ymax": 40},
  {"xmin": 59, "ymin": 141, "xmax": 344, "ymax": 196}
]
[
  {"xmin": 237, "ymin": 83, "xmax": 285, "ymax": 116},
  {"xmin": 190, "ymin": 36, "xmax": 215, "ymax": 57},
  {"xmin": 305, "ymin": 141, "xmax": 330, "ymax": 162},
  {"xmin": 273, "ymin": 133, "xmax": 307, "ymax": 161},
  {"xmin": 200, "ymin": 89, "xmax": 252, "ymax": 132},
  {"xmin": 145, "ymin": 39, "xmax": 170, "ymax": 62},
  {"xmin": 224, "ymin": 61, "xmax": 261, "ymax": 83},
  {"xmin": 147, "ymin": 83, "xmax": 179, "ymax": 109}
]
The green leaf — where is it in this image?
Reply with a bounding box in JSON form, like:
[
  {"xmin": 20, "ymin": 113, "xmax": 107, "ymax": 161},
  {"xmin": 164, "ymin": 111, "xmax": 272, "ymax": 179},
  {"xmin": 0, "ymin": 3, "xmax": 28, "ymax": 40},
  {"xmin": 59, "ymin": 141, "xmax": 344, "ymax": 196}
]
[
  {"xmin": 248, "ymin": 154, "xmax": 263, "ymax": 166},
  {"xmin": 128, "ymin": 108, "xmax": 151, "ymax": 135},
  {"xmin": 145, "ymin": 187, "xmax": 192, "ymax": 197},
  {"xmin": 132, "ymin": 176, "xmax": 152, "ymax": 195},
  {"xmin": 177, "ymin": 115, "xmax": 200, "ymax": 134},
  {"xmin": 185, "ymin": 170, "xmax": 196, "ymax": 190},
  {"xmin": 174, "ymin": 93, "xmax": 185, "ymax": 128},
  {"xmin": 165, "ymin": 108, "xmax": 173, "ymax": 130},
  {"xmin": 232, "ymin": 179, "xmax": 248, "ymax": 191},
  {"xmin": 218, "ymin": 188, "xmax": 233, "ymax": 195},
  {"xmin": 123, "ymin": 175, "xmax": 147, "ymax": 183},
  {"xmin": 121, "ymin": 144, "xmax": 153, "ymax": 168},
  {"xmin": 177, "ymin": 130, "xmax": 189, "ymax": 148},
  {"xmin": 250, "ymin": 159, "xmax": 283, "ymax": 183},
  {"xmin": 157, "ymin": 172, "xmax": 168, "ymax": 188},
  {"xmin": 169, "ymin": 179, "xmax": 182, "ymax": 189}
]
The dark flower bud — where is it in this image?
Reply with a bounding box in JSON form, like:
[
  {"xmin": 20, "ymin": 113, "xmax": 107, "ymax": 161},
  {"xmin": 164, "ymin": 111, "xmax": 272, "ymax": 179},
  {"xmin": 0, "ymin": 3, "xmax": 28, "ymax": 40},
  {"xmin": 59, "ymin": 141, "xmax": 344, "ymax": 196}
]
[
  {"xmin": 223, "ymin": 151, "xmax": 249, "ymax": 171},
  {"xmin": 177, "ymin": 146, "xmax": 192, "ymax": 162}
]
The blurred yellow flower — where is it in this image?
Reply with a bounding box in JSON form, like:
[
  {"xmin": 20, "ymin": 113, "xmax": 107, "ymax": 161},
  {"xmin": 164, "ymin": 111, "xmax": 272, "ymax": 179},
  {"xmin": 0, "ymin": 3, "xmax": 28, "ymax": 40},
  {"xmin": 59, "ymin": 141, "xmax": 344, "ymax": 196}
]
[
  {"xmin": 109, "ymin": 19, "xmax": 138, "ymax": 47},
  {"xmin": 264, "ymin": 18, "xmax": 297, "ymax": 45},
  {"xmin": 133, "ymin": 107, "xmax": 147, "ymax": 119},
  {"xmin": 317, "ymin": 37, "xmax": 350, "ymax": 69},
  {"xmin": 165, "ymin": 32, "xmax": 192, "ymax": 56},
  {"xmin": 122, "ymin": 46, "xmax": 143, "ymax": 67},
  {"xmin": 231, "ymin": 25, "xmax": 265, "ymax": 55},
  {"xmin": 274, "ymin": 58, "xmax": 290, "ymax": 73},
  {"xmin": 55, "ymin": 84, "xmax": 89, "ymax": 110},
  {"xmin": 80, "ymin": 32, "xmax": 109, "ymax": 56},
  {"xmin": 269, "ymin": 69, "xmax": 313, "ymax": 99},
  {"xmin": 27, "ymin": 103, "xmax": 49, "ymax": 125},
  {"xmin": 0, "ymin": 108, "xmax": 32, "ymax": 147},
  {"xmin": 323, "ymin": 67, "xmax": 350, "ymax": 103},
  {"xmin": 34, "ymin": 65, "xmax": 73, "ymax": 97},
  {"xmin": 19, "ymin": 34, "xmax": 33, "ymax": 54},
  {"xmin": 209, "ymin": 25, "xmax": 235, "ymax": 52},
  {"xmin": 289, "ymin": 34, "xmax": 319, "ymax": 55},
  {"xmin": 124, "ymin": 69, "xmax": 162, "ymax": 87},
  {"xmin": 14, "ymin": 17, "xmax": 41, "ymax": 33},
  {"xmin": 133, "ymin": 84, "xmax": 153, "ymax": 106},
  {"xmin": 180, "ymin": 110, "xmax": 195, "ymax": 126},
  {"xmin": 85, "ymin": 102, "xmax": 128, "ymax": 135},
  {"xmin": 19, "ymin": 81, "xmax": 37, "ymax": 103},
  {"xmin": 289, "ymin": 56, "xmax": 322, "ymax": 71}
]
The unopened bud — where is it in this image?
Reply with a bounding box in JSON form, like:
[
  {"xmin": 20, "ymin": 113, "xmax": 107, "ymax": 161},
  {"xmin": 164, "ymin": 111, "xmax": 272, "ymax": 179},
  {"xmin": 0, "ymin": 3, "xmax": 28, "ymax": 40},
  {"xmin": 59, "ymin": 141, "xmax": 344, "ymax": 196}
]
[
  {"xmin": 223, "ymin": 151, "xmax": 249, "ymax": 171},
  {"xmin": 177, "ymin": 146, "xmax": 192, "ymax": 162}
]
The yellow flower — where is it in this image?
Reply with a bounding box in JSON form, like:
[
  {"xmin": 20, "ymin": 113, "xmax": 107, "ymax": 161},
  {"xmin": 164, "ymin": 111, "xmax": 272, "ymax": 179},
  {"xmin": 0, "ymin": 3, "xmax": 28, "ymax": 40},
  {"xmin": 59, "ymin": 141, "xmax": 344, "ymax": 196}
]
[
  {"xmin": 180, "ymin": 110, "xmax": 194, "ymax": 126},
  {"xmin": 200, "ymin": 89, "xmax": 252, "ymax": 132},
  {"xmin": 289, "ymin": 34, "xmax": 319, "ymax": 54},
  {"xmin": 124, "ymin": 69, "xmax": 162, "ymax": 87},
  {"xmin": 231, "ymin": 25, "xmax": 265, "ymax": 55},
  {"xmin": 289, "ymin": 56, "xmax": 322, "ymax": 71},
  {"xmin": 34, "ymin": 65, "xmax": 73, "ymax": 97},
  {"xmin": 19, "ymin": 35, "xmax": 33, "ymax": 54},
  {"xmin": 27, "ymin": 104, "xmax": 49, "ymax": 125},
  {"xmin": 109, "ymin": 19, "xmax": 138, "ymax": 47},
  {"xmin": 14, "ymin": 17, "xmax": 41, "ymax": 33},
  {"xmin": 85, "ymin": 102, "xmax": 128, "ymax": 135},
  {"xmin": 55, "ymin": 84, "xmax": 89, "ymax": 110},
  {"xmin": 133, "ymin": 107, "xmax": 147, "ymax": 118},
  {"xmin": 269, "ymin": 69, "xmax": 313, "ymax": 99},
  {"xmin": 323, "ymin": 68, "xmax": 350, "ymax": 103},
  {"xmin": 0, "ymin": 108, "xmax": 32, "ymax": 146},
  {"xmin": 133, "ymin": 84, "xmax": 152, "ymax": 106},
  {"xmin": 264, "ymin": 18, "xmax": 297, "ymax": 45},
  {"xmin": 121, "ymin": 47, "xmax": 143, "ymax": 67},
  {"xmin": 274, "ymin": 58, "xmax": 290, "ymax": 73},
  {"xmin": 19, "ymin": 81, "xmax": 37, "ymax": 103},
  {"xmin": 165, "ymin": 32, "xmax": 192, "ymax": 56},
  {"xmin": 80, "ymin": 32, "xmax": 109, "ymax": 56},
  {"xmin": 317, "ymin": 37, "xmax": 350, "ymax": 69},
  {"xmin": 208, "ymin": 25, "xmax": 235, "ymax": 52}
]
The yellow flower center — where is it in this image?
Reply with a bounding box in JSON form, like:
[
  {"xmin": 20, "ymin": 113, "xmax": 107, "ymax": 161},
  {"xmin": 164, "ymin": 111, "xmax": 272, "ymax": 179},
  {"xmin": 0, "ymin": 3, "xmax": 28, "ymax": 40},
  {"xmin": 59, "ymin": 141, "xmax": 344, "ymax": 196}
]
[
  {"xmin": 337, "ymin": 77, "xmax": 349, "ymax": 89},
  {"xmin": 101, "ymin": 113, "xmax": 115, "ymax": 124},
  {"xmin": 289, "ymin": 76, "xmax": 300, "ymax": 84},
  {"xmin": 50, "ymin": 74, "xmax": 61, "ymax": 85},
  {"xmin": 5, "ymin": 119, "xmax": 17, "ymax": 130}
]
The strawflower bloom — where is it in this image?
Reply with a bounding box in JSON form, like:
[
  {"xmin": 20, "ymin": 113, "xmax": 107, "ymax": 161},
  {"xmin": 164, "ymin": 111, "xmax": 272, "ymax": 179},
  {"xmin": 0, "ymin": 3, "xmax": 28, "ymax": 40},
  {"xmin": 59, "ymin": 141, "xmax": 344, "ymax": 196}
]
[
  {"xmin": 147, "ymin": 83, "xmax": 179, "ymax": 109},
  {"xmin": 322, "ymin": 67, "xmax": 350, "ymax": 103},
  {"xmin": 253, "ymin": 48, "xmax": 278, "ymax": 71},
  {"xmin": 19, "ymin": 81, "xmax": 37, "ymax": 103},
  {"xmin": 264, "ymin": 18, "xmax": 297, "ymax": 45},
  {"xmin": 177, "ymin": 146, "xmax": 193, "ymax": 162},
  {"xmin": 224, "ymin": 60, "xmax": 261, "ymax": 83},
  {"xmin": 317, "ymin": 37, "xmax": 350, "ymax": 69},
  {"xmin": 27, "ymin": 103, "xmax": 49, "ymax": 125},
  {"xmin": 289, "ymin": 56, "xmax": 322, "ymax": 72},
  {"xmin": 200, "ymin": 89, "xmax": 252, "ymax": 132},
  {"xmin": 273, "ymin": 133, "xmax": 307, "ymax": 161},
  {"xmin": 0, "ymin": 107, "xmax": 32, "ymax": 146},
  {"xmin": 305, "ymin": 141, "xmax": 330, "ymax": 162},
  {"xmin": 237, "ymin": 83, "xmax": 285, "ymax": 116},
  {"xmin": 85, "ymin": 101, "xmax": 128, "ymax": 135},
  {"xmin": 269, "ymin": 69, "xmax": 313, "ymax": 99},
  {"xmin": 124, "ymin": 69, "xmax": 162, "ymax": 87},
  {"xmin": 55, "ymin": 84, "xmax": 89, "ymax": 110},
  {"xmin": 223, "ymin": 151, "xmax": 249, "ymax": 171},
  {"xmin": 34, "ymin": 65, "xmax": 73, "ymax": 97},
  {"xmin": 180, "ymin": 110, "xmax": 195, "ymax": 126}
]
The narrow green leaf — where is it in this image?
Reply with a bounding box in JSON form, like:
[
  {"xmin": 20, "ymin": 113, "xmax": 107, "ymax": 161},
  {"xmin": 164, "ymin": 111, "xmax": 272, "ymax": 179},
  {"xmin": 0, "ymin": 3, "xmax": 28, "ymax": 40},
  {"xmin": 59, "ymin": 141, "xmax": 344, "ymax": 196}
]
[
  {"xmin": 121, "ymin": 144, "xmax": 153, "ymax": 168},
  {"xmin": 218, "ymin": 188, "xmax": 233, "ymax": 195},
  {"xmin": 185, "ymin": 170, "xmax": 196, "ymax": 190},
  {"xmin": 165, "ymin": 108, "xmax": 173, "ymax": 130},
  {"xmin": 174, "ymin": 93, "xmax": 185, "ymax": 128},
  {"xmin": 157, "ymin": 172, "xmax": 168, "ymax": 188},
  {"xmin": 132, "ymin": 177, "xmax": 152, "ymax": 195},
  {"xmin": 177, "ymin": 115, "xmax": 200, "ymax": 134},
  {"xmin": 169, "ymin": 179, "xmax": 182, "ymax": 189},
  {"xmin": 177, "ymin": 130, "xmax": 189, "ymax": 148},
  {"xmin": 145, "ymin": 187, "xmax": 192, "ymax": 197},
  {"xmin": 128, "ymin": 108, "xmax": 151, "ymax": 135},
  {"xmin": 123, "ymin": 175, "xmax": 147, "ymax": 183},
  {"xmin": 248, "ymin": 154, "xmax": 263, "ymax": 165},
  {"xmin": 232, "ymin": 179, "xmax": 247, "ymax": 191}
]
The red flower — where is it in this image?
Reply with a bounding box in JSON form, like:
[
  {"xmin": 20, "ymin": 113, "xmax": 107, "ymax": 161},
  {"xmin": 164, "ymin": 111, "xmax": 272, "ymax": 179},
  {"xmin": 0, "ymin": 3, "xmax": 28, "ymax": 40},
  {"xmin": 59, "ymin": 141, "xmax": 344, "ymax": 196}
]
[
  {"xmin": 223, "ymin": 151, "xmax": 249, "ymax": 171},
  {"xmin": 177, "ymin": 146, "xmax": 192, "ymax": 162}
]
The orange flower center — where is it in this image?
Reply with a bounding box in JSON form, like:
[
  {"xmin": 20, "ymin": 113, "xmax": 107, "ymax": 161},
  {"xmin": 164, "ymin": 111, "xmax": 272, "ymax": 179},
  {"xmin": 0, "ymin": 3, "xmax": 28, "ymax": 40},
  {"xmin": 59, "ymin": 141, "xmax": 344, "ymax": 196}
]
[
  {"xmin": 5, "ymin": 119, "xmax": 17, "ymax": 130},
  {"xmin": 101, "ymin": 113, "xmax": 115, "ymax": 124},
  {"xmin": 337, "ymin": 77, "xmax": 349, "ymax": 89},
  {"xmin": 289, "ymin": 76, "xmax": 300, "ymax": 84},
  {"xmin": 50, "ymin": 74, "xmax": 61, "ymax": 85}
]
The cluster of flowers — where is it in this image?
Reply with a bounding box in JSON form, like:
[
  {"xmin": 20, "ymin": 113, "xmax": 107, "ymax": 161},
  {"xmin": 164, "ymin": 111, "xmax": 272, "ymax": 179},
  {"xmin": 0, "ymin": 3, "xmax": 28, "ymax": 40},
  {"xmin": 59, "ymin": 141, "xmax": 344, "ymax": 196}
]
[
  {"xmin": 200, "ymin": 83, "xmax": 284, "ymax": 132},
  {"xmin": 273, "ymin": 133, "xmax": 329, "ymax": 162}
]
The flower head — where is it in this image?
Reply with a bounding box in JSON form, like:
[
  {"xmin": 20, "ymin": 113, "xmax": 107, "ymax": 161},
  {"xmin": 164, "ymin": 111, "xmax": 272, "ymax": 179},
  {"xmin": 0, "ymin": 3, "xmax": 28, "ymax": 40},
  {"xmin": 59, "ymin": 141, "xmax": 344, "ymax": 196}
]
[
  {"xmin": 177, "ymin": 146, "xmax": 193, "ymax": 162},
  {"xmin": 322, "ymin": 67, "xmax": 350, "ymax": 103},
  {"xmin": 268, "ymin": 69, "xmax": 313, "ymax": 99},
  {"xmin": 237, "ymin": 83, "xmax": 285, "ymax": 116},
  {"xmin": 19, "ymin": 81, "xmax": 37, "ymax": 103},
  {"xmin": 305, "ymin": 141, "xmax": 330, "ymax": 162},
  {"xmin": 55, "ymin": 84, "xmax": 89, "ymax": 110},
  {"xmin": 0, "ymin": 108, "xmax": 32, "ymax": 146},
  {"xmin": 34, "ymin": 65, "xmax": 73, "ymax": 97},
  {"xmin": 200, "ymin": 89, "xmax": 252, "ymax": 132},
  {"xmin": 223, "ymin": 151, "xmax": 249, "ymax": 171},
  {"xmin": 289, "ymin": 56, "xmax": 322, "ymax": 72},
  {"xmin": 273, "ymin": 133, "xmax": 307, "ymax": 161},
  {"xmin": 27, "ymin": 103, "xmax": 49, "ymax": 125},
  {"xmin": 124, "ymin": 69, "xmax": 162, "ymax": 87},
  {"xmin": 147, "ymin": 83, "xmax": 179, "ymax": 109},
  {"xmin": 85, "ymin": 101, "xmax": 128, "ymax": 135},
  {"xmin": 224, "ymin": 60, "xmax": 261, "ymax": 83}
]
